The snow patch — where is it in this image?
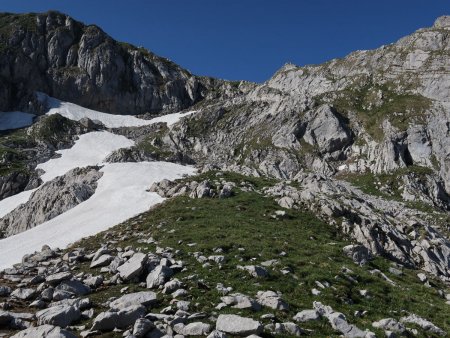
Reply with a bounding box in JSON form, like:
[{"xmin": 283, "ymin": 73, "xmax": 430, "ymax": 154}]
[
  {"xmin": 0, "ymin": 112, "xmax": 36, "ymax": 130},
  {"xmin": 36, "ymin": 131, "xmax": 134, "ymax": 182},
  {"xmin": 0, "ymin": 189, "xmax": 36, "ymax": 219},
  {"xmin": 0, "ymin": 162, "xmax": 196, "ymax": 269},
  {"xmin": 39, "ymin": 93, "xmax": 195, "ymax": 128}
]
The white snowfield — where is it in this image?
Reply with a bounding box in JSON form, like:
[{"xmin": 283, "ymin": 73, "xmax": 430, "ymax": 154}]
[
  {"xmin": 0, "ymin": 189, "xmax": 36, "ymax": 219},
  {"xmin": 0, "ymin": 111, "xmax": 36, "ymax": 130},
  {"xmin": 37, "ymin": 131, "xmax": 134, "ymax": 182},
  {"xmin": 0, "ymin": 162, "xmax": 195, "ymax": 269},
  {"xmin": 39, "ymin": 93, "xmax": 196, "ymax": 128},
  {"xmin": 0, "ymin": 103, "xmax": 198, "ymax": 269}
]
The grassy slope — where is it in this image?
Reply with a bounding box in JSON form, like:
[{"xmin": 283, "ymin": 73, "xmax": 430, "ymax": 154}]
[{"xmin": 72, "ymin": 172, "xmax": 450, "ymax": 337}]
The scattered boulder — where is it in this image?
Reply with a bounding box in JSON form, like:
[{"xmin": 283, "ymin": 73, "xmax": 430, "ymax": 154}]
[
  {"xmin": 133, "ymin": 318, "xmax": 155, "ymax": 337},
  {"xmin": 117, "ymin": 252, "xmax": 147, "ymax": 280},
  {"xmin": 343, "ymin": 245, "xmax": 372, "ymax": 265},
  {"xmin": 11, "ymin": 324, "xmax": 77, "ymax": 338},
  {"xmin": 10, "ymin": 288, "xmax": 36, "ymax": 300},
  {"xmin": 293, "ymin": 309, "xmax": 320, "ymax": 322},
  {"xmin": 174, "ymin": 322, "xmax": 211, "ymax": 336},
  {"xmin": 91, "ymin": 305, "xmax": 145, "ymax": 331},
  {"xmin": 216, "ymin": 314, "xmax": 263, "ymax": 336},
  {"xmin": 146, "ymin": 265, "xmax": 173, "ymax": 289},
  {"xmin": 256, "ymin": 290, "xmax": 288, "ymax": 311},
  {"xmin": 109, "ymin": 291, "xmax": 158, "ymax": 310},
  {"xmin": 45, "ymin": 272, "xmax": 73, "ymax": 285},
  {"xmin": 237, "ymin": 265, "xmax": 268, "ymax": 278},
  {"xmin": 36, "ymin": 303, "xmax": 81, "ymax": 327},
  {"xmin": 372, "ymin": 318, "xmax": 405, "ymax": 333}
]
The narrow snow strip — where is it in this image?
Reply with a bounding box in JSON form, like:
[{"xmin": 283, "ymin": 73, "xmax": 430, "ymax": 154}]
[
  {"xmin": 36, "ymin": 131, "xmax": 134, "ymax": 182},
  {"xmin": 0, "ymin": 112, "xmax": 36, "ymax": 130},
  {"xmin": 0, "ymin": 189, "xmax": 36, "ymax": 218},
  {"xmin": 39, "ymin": 93, "xmax": 195, "ymax": 128},
  {"xmin": 0, "ymin": 162, "xmax": 196, "ymax": 269}
]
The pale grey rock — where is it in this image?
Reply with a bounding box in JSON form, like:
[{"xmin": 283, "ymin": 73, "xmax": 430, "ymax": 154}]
[
  {"xmin": 342, "ymin": 245, "xmax": 372, "ymax": 265},
  {"xmin": 146, "ymin": 265, "xmax": 173, "ymax": 289},
  {"xmin": 216, "ymin": 314, "xmax": 263, "ymax": 336},
  {"xmin": 109, "ymin": 291, "xmax": 158, "ymax": 310},
  {"xmin": 237, "ymin": 265, "xmax": 268, "ymax": 278},
  {"xmin": 274, "ymin": 322, "xmax": 304, "ymax": 336},
  {"xmin": 11, "ymin": 324, "xmax": 77, "ymax": 338},
  {"xmin": 90, "ymin": 254, "xmax": 114, "ymax": 268},
  {"xmin": 206, "ymin": 330, "xmax": 227, "ymax": 338},
  {"xmin": 400, "ymin": 314, "xmax": 445, "ymax": 335},
  {"xmin": 293, "ymin": 309, "xmax": 320, "ymax": 322},
  {"xmin": 220, "ymin": 293, "xmax": 261, "ymax": 311},
  {"xmin": 256, "ymin": 290, "xmax": 288, "ymax": 311},
  {"xmin": 133, "ymin": 318, "xmax": 155, "ymax": 337},
  {"xmin": 162, "ymin": 278, "xmax": 182, "ymax": 294},
  {"xmin": 11, "ymin": 288, "xmax": 36, "ymax": 300},
  {"xmin": 314, "ymin": 302, "xmax": 375, "ymax": 338},
  {"xmin": 92, "ymin": 305, "xmax": 145, "ymax": 331},
  {"xmin": 372, "ymin": 318, "xmax": 405, "ymax": 333},
  {"xmin": 303, "ymin": 105, "xmax": 351, "ymax": 154},
  {"xmin": 36, "ymin": 303, "xmax": 81, "ymax": 327},
  {"xmin": 174, "ymin": 322, "xmax": 211, "ymax": 336},
  {"xmin": 56, "ymin": 280, "xmax": 90, "ymax": 296},
  {"xmin": 84, "ymin": 275, "xmax": 103, "ymax": 288},
  {"xmin": 117, "ymin": 252, "xmax": 147, "ymax": 280},
  {"xmin": 45, "ymin": 272, "xmax": 73, "ymax": 285}
]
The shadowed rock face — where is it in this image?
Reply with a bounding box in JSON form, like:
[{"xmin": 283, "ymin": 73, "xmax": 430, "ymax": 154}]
[
  {"xmin": 0, "ymin": 11, "xmax": 209, "ymax": 115},
  {"xmin": 0, "ymin": 166, "xmax": 102, "ymax": 237}
]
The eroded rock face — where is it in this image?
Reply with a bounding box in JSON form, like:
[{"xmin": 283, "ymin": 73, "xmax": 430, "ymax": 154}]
[
  {"xmin": 0, "ymin": 12, "xmax": 211, "ymax": 115},
  {"xmin": 0, "ymin": 166, "xmax": 102, "ymax": 237}
]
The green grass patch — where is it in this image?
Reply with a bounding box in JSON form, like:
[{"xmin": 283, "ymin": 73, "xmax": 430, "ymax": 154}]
[{"xmin": 73, "ymin": 173, "xmax": 450, "ymax": 337}]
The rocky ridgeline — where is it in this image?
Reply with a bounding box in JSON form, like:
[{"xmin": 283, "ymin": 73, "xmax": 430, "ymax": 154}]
[{"xmin": 264, "ymin": 173, "xmax": 450, "ymax": 280}]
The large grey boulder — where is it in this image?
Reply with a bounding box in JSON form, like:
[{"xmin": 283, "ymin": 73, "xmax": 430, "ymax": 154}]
[
  {"xmin": 55, "ymin": 280, "xmax": 90, "ymax": 296},
  {"xmin": 11, "ymin": 324, "xmax": 77, "ymax": 338},
  {"xmin": 109, "ymin": 291, "xmax": 158, "ymax": 310},
  {"xmin": 91, "ymin": 305, "xmax": 145, "ymax": 331},
  {"xmin": 400, "ymin": 314, "xmax": 445, "ymax": 336},
  {"xmin": 372, "ymin": 318, "xmax": 405, "ymax": 333},
  {"xmin": 342, "ymin": 245, "xmax": 372, "ymax": 265},
  {"xmin": 293, "ymin": 309, "xmax": 320, "ymax": 322},
  {"xmin": 10, "ymin": 288, "xmax": 36, "ymax": 300},
  {"xmin": 146, "ymin": 265, "xmax": 173, "ymax": 289},
  {"xmin": 314, "ymin": 302, "xmax": 375, "ymax": 338},
  {"xmin": 174, "ymin": 322, "xmax": 212, "ymax": 336},
  {"xmin": 36, "ymin": 303, "xmax": 81, "ymax": 327},
  {"xmin": 216, "ymin": 314, "xmax": 263, "ymax": 336},
  {"xmin": 256, "ymin": 290, "xmax": 288, "ymax": 310},
  {"xmin": 117, "ymin": 252, "xmax": 147, "ymax": 280},
  {"xmin": 133, "ymin": 318, "xmax": 155, "ymax": 337},
  {"xmin": 220, "ymin": 293, "xmax": 261, "ymax": 311},
  {"xmin": 45, "ymin": 272, "xmax": 73, "ymax": 285}
]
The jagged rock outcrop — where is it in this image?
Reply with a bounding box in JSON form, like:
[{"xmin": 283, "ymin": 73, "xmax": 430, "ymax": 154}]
[
  {"xmin": 0, "ymin": 166, "xmax": 102, "ymax": 237},
  {"xmin": 0, "ymin": 11, "xmax": 215, "ymax": 115},
  {"xmin": 264, "ymin": 174, "xmax": 450, "ymax": 279}
]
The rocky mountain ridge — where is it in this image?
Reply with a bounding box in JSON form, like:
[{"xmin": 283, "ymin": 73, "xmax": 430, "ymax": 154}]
[{"xmin": 1, "ymin": 12, "xmax": 450, "ymax": 338}]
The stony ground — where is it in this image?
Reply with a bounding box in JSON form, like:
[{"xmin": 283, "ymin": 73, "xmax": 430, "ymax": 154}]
[{"xmin": 0, "ymin": 172, "xmax": 449, "ymax": 337}]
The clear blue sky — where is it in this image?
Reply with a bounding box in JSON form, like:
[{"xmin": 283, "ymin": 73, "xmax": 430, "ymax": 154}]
[{"xmin": 2, "ymin": 1, "xmax": 450, "ymax": 82}]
